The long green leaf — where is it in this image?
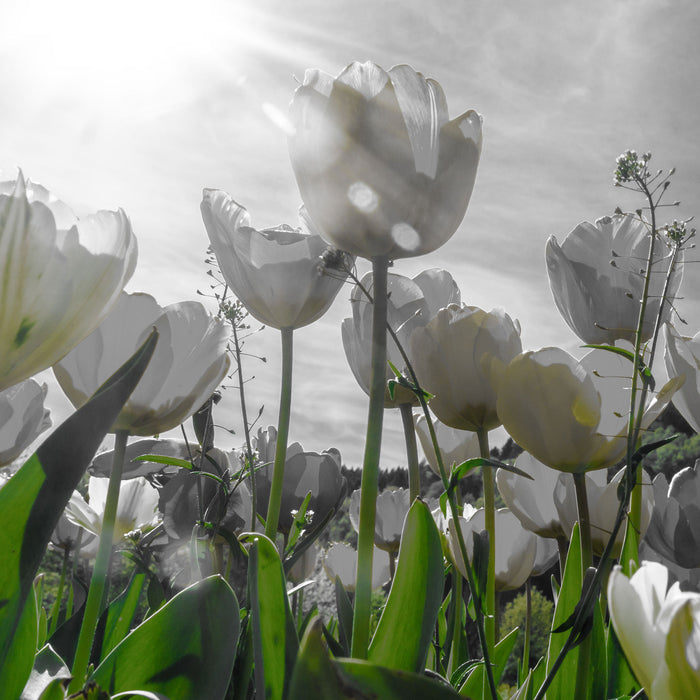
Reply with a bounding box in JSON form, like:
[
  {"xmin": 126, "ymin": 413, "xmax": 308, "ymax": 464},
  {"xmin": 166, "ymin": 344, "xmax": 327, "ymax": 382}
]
[
  {"xmin": 247, "ymin": 534, "xmax": 299, "ymax": 700},
  {"xmin": 368, "ymin": 498, "xmax": 443, "ymax": 672},
  {"xmin": 89, "ymin": 575, "xmax": 239, "ymax": 700},
  {"xmin": 0, "ymin": 330, "xmax": 158, "ymax": 699},
  {"xmin": 545, "ymin": 523, "xmax": 582, "ymax": 700}
]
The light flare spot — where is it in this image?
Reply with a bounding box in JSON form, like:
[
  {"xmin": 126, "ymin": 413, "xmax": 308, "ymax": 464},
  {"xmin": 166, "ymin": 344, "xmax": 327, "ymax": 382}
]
[
  {"xmin": 391, "ymin": 222, "xmax": 420, "ymax": 251},
  {"xmin": 347, "ymin": 182, "xmax": 378, "ymax": 213}
]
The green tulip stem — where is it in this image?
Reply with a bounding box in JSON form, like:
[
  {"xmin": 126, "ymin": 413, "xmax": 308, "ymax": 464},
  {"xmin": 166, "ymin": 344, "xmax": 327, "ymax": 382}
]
[
  {"xmin": 351, "ymin": 254, "xmax": 389, "ymax": 659},
  {"xmin": 399, "ymin": 402, "xmax": 421, "ymax": 502},
  {"xmin": 572, "ymin": 471, "xmax": 593, "ymax": 700},
  {"xmin": 521, "ymin": 578, "xmax": 532, "ymax": 678},
  {"xmin": 48, "ymin": 546, "xmax": 70, "ymax": 637},
  {"xmin": 346, "ymin": 262, "xmax": 496, "ymax": 696},
  {"xmin": 66, "ymin": 530, "xmax": 84, "ymax": 619},
  {"xmin": 70, "ymin": 428, "xmax": 129, "ymax": 692},
  {"xmin": 265, "ymin": 326, "xmax": 294, "ymax": 539},
  {"xmin": 477, "ymin": 427, "xmax": 496, "ymax": 651},
  {"xmin": 448, "ymin": 570, "xmax": 463, "ymax": 676}
]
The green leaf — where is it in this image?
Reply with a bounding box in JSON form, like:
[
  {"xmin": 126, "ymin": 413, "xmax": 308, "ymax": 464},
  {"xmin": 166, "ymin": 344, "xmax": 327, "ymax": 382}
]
[
  {"xmin": 289, "ymin": 618, "xmax": 461, "ymax": 700},
  {"xmin": 133, "ymin": 454, "xmax": 195, "ymax": 470},
  {"xmin": 334, "ymin": 576, "xmax": 354, "ymax": 657},
  {"xmin": 0, "ymin": 330, "xmax": 158, "ymax": 699},
  {"xmin": 457, "ymin": 626, "xmax": 519, "ymax": 696},
  {"xmin": 20, "ymin": 644, "xmax": 71, "ymax": 700},
  {"xmin": 247, "ymin": 534, "xmax": 299, "ymax": 700},
  {"xmin": 452, "ymin": 457, "xmax": 533, "ymax": 488},
  {"xmin": 89, "ymin": 575, "xmax": 239, "ymax": 700},
  {"xmin": 582, "ymin": 344, "xmax": 655, "ymax": 390},
  {"xmin": 97, "ymin": 572, "xmax": 146, "ymax": 659},
  {"xmin": 368, "ymin": 499, "xmax": 444, "ymax": 672},
  {"xmin": 590, "ymin": 598, "xmax": 608, "ymax": 700},
  {"xmin": 545, "ymin": 522, "xmax": 582, "ymax": 700},
  {"xmin": 606, "ymin": 622, "xmax": 639, "ymax": 698}
]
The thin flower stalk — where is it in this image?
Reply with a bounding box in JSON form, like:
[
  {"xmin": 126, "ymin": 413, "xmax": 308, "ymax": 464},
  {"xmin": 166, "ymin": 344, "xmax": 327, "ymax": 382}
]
[
  {"xmin": 399, "ymin": 402, "xmax": 421, "ymax": 502},
  {"xmin": 228, "ymin": 299, "xmax": 258, "ymax": 531}
]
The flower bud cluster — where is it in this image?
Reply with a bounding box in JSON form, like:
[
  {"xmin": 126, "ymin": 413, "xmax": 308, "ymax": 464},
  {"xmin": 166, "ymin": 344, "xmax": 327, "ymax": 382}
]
[{"xmin": 614, "ymin": 149, "xmax": 651, "ymax": 184}]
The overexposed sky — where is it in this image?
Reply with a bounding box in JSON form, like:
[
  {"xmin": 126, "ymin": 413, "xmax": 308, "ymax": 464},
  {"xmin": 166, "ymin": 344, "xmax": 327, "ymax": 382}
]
[{"xmin": 2, "ymin": 0, "xmax": 699, "ymax": 467}]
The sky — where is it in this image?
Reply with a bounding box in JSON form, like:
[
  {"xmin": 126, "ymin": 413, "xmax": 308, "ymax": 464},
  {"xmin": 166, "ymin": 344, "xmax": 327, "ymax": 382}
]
[{"xmin": 1, "ymin": 0, "xmax": 699, "ymax": 468}]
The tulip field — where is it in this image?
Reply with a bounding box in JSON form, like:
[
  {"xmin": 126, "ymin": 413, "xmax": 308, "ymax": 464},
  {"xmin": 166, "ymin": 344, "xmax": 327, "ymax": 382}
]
[{"xmin": 3, "ymin": 61, "xmax": 700, "ymax": 700}]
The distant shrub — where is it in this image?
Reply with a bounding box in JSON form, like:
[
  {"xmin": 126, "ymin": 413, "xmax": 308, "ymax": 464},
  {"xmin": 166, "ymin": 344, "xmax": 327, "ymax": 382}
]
[{"xmin": 501, "ymin": 587, "xmax": 553, "ymax": 685}]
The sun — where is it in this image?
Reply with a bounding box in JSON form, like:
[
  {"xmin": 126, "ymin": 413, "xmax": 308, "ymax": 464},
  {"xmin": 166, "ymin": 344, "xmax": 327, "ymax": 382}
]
[{"xmin": 1, "ymin": 0, "xmax": 266, "ymax": 122}]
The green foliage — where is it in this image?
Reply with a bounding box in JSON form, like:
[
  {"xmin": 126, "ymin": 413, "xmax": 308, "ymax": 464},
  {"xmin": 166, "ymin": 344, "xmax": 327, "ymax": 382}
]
[
  {"xmin": 89, "ymin": 575, "xmax": 239, "ymax": 699},
  {"xmin": 0, "ymin": 331, "xmax": 158, "ymax": 699},
  {"xmin": 641, "ymin": 425, "xmax": 700, "ymax": 480},
  {"xmin": 501, "ymin": 588, "xmax": 554, "ymax": 684}
]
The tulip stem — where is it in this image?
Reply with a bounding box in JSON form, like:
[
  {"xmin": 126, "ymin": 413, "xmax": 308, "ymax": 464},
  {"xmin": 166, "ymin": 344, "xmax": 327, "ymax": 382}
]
[
  {"xmin": 265, "ymin": 327, "xmax": 294, "ymax": 539},
  {"xmin": 70, "ymin": 428, "xmax": 129, "ymax": 692},
  {"xmin": 399, "ymin": 402, "xmax": 421, "ymax": 502},
  {"xmin": 347, "ymin": 261, "xmax": 497, "ymax": 696},
  {"xmin": 48, "ymin": 546, "xmax": 70, "ymax": 637},
  {"xmin": 447, "ymin": 570, "xmax": 463, "ymax": 676},
  {"xmin": 477, "ymin": 427, "xmax": 496, "ymax": 651},
  {"xmin": 351, "ymin": 255, "xmax": 389, "ymax": 659},
  {"xmin": 521, "ymin": 579, "xmax": 532, "ymax": 679},
  {"xmin": 572, "ymin": 471, "xmax": 593, "ymax": 700}
]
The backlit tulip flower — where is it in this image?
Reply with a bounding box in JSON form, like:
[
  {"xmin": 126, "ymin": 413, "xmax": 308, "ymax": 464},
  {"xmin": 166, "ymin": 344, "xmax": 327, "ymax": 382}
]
[
  {"xmin": 287, "ymin": 543, "xmax": 320, "ymax": 585},
  {"xmin": 496, "ymin": 452, "xmax": 566, "ymax": 539},
  {"xmin": 497, "ymin": 346, "xmax": 678, "ymax": 472},
  {"xmin": 323, "ymin": 543, "xmax": 391, "ymax": 591},
  {"xmin": 201, "ymin": 190, "xmax": 352, "ymax": 329},
  {"xmin": 0, "ymin": 173, "xmax": 137, "ymax": 391},
  {"xmin": 0, "ymin": 379, "xmax": 51, "ymax": 466},
  {"xmin": 665, "ymin": 323, "xmax": 700, "ymax": 434},
  {"xmin": 349, "ymin": 487, "xmax": 411, "ymax": 554},
  {"xmin": 66, "ymin": 476, "xmax": 159, "ymax": 555},
  {"xmin": 288, "ymin": 61, "xmax": 482, "ymax": 260},
  {"xmin": 645, "ymin": 465, "xmax": 700, "ymax": 569},
  {"xmin": 252, "ymin": 426, "xmax": 346, "ymax": 534},
  {"xmin": 50, "ymin": 512, "xmax": 95, "ymax": 554},
  {"xmin": 546, "ymin": 213, "xmax": 682, "ymax": 345},
  {"xmin": 415, "ymin": 412, "xmax": 480, "ymax": 476},
  {"xmin": 343, "ymin": 269, "xmax": 460, "ymax": 407},
  {"xmin": 448, "ymin": 508, "xmax": 538, "ymax": 590},
  {"xmin": 608, "ymin": 561, "xmax": 700, "ymax": 699},
  {"xmin": 554, "ymin": 467, "xmax": 653, "ymax": 556},
  {"xmin": 410, "ymin": 304, "xmax": 522, "ymax": 431},
  {"xmin": 532, "ymin": 536, "xmax": 559, "ymax": 576},
  {"xmin": 159, "ymin": 459, "xmax": 252, "ymax": 540},
  {"xmin": 54, "ymin": 292, "xmax": 230, "ymax": 435}
]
